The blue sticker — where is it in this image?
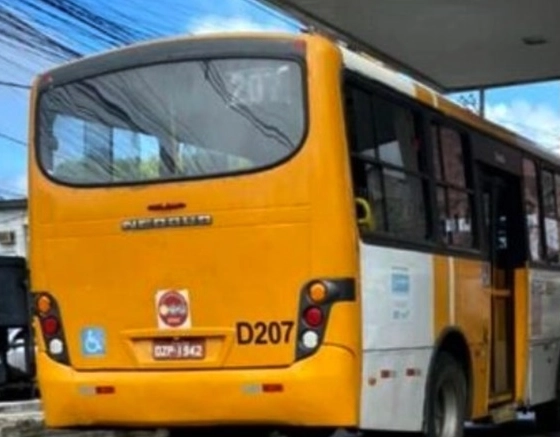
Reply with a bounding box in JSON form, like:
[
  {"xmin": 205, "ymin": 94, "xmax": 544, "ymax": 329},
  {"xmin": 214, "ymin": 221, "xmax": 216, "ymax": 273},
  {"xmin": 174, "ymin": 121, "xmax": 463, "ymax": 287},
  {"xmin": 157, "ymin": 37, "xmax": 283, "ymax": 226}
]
[
  {"xmin": 80, "ymin": 327, "xmax": 106, "ymax": 357},
  {"xmin": 391, "ymin": 272, "xmax": 410, "ymax": 295}
]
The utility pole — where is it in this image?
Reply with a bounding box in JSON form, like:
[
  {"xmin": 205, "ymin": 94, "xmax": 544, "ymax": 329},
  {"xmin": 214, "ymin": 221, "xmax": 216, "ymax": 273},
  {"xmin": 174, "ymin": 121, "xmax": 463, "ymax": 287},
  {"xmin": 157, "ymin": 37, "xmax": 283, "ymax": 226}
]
[{"xmin": 479, "ymin": 88, "xmax": 486, "ymax": 118}]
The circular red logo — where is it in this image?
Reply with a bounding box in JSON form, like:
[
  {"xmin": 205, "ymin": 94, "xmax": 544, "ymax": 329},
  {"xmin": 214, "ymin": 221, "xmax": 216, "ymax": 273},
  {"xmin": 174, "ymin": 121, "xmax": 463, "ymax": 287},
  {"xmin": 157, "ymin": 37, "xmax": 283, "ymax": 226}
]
[{"xmin": 158, "ymin": 291, "xmax": 188, "ymax": 327}]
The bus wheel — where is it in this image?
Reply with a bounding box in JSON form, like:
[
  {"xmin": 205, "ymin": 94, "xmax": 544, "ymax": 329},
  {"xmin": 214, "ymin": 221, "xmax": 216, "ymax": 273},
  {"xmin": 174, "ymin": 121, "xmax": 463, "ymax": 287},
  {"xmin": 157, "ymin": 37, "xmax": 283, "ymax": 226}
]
[{"xmin": 425, "ymin": 352, "xmax": 467, "ymax": 437}]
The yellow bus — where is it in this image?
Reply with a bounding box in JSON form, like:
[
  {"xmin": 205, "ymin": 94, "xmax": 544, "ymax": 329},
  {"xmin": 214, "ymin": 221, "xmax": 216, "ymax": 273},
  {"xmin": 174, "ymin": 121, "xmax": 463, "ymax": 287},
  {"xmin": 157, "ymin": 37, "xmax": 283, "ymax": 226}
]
[{"xmin": 29, "ymin": 32, "xmax": 560, "ymax": 437}]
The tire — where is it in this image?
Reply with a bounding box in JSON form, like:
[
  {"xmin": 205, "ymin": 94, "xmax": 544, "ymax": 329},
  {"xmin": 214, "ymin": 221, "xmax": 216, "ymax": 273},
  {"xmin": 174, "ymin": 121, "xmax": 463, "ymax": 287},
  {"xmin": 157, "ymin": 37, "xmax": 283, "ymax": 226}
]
[{"xmin": 424, "ymin": 352, "xmax": 467, "ymax": 437}]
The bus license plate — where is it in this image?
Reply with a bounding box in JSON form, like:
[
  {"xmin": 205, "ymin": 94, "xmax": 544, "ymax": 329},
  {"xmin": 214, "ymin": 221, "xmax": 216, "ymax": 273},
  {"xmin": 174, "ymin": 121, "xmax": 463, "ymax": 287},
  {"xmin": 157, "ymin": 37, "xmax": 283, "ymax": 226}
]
[{"xmin": 152, "ymin": 339, "xmax": 205, "ymax": 360}]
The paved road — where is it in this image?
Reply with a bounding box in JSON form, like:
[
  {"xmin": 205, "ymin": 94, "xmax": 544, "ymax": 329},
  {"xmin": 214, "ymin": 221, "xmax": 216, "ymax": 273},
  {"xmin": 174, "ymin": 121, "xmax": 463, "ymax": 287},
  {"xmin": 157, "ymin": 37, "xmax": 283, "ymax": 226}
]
[
  {"xmin": 463, "ymin": 421, "xmax": 555, "ymax": 437},
  {"xmin": 321, "ymin": 418, "xmax": 556, "ymax": 437},
  {"xmin": 166, "ymin": 421, "xmax": 560, "ymax": 437},
  {"xmin": 327, "ymin": 418, "xmax": 557, "ymax": 437},
  {"xmin": 0, "ymin": 400, "xmax": 557, "ymax": 437}
]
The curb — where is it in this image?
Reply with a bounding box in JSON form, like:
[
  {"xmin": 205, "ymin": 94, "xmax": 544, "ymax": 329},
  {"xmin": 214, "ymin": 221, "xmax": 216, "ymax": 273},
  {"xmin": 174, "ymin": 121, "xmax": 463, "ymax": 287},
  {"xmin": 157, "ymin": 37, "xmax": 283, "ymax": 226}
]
[
  {"xmin": 0, "ymin": 401, "xmax": 170, "ymax": 437},
  {"xmin": 0, "ymin": 414, "xmax": 169, "ymax": 437},
  {"xmin": 0, "ymin": 401, "xmax": 42, "ymax": 415}
]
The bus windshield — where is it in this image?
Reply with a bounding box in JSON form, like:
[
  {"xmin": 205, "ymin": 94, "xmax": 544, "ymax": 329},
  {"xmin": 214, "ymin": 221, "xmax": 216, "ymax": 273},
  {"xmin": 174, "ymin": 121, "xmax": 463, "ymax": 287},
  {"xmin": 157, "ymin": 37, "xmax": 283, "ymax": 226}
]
[{"xmin": 37, "ymin": 58, "xmax": 305, "ymax": 185}]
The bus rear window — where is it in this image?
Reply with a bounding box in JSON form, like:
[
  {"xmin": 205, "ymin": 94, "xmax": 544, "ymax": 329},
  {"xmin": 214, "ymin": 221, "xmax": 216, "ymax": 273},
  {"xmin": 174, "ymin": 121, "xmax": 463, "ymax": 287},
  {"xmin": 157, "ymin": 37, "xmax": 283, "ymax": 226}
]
[{"xmin": 37, "ymin": 58, "xmax": 305, "ymax": 185}]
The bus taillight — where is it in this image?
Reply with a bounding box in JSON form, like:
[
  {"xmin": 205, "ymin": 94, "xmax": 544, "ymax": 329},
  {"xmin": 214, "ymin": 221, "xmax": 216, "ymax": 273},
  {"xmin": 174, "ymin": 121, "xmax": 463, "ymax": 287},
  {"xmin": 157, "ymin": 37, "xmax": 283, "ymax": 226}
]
[
  {"xmin": 301, "ymin": 330, "xmax": 320, "ymax": 350},
  {"xmin": 41, "ymin": 316, "xmax": 59, "ymax": 336},
  {"xmin": 301, "ymin": 306, "xmax": 324, "ymax": 350},
  {"xmin": 34, "ymin": 292, "xmax": 70, "ymax": 365},
  {"xmin": 295, "ymin": 278, "xmax": 355, "ymax": 360},
  {"xmin": 37, "ymin": 294, "xmax": 52, "ymax": 313},
  {"xmin": 303, "ymin": 306, "xmax": 323, "ymax": 327},
  {"xmin": 308, "ymin": 282, "xmax": 327, "ymax": 303}
]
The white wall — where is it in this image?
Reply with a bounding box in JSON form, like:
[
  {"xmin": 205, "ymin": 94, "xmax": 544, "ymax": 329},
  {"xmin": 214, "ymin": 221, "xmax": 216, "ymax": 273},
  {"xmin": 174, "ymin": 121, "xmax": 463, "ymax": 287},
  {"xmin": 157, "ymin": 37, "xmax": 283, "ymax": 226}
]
[{"xmin": 0, "ymin": 203, "xmax": 28, "ymax": 258}]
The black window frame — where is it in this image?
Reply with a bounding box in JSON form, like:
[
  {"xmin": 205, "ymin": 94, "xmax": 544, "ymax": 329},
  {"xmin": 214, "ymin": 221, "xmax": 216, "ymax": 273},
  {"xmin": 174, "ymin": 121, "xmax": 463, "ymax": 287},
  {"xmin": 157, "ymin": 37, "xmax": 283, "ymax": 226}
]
[
  {"xmin": 430, "ymin": 121, "xmax": 478, "ymax": 250},
  {"xmin": 537, "ymin": 165, "xmax": 560, "ymax": 265},
  {"xmin": 343, "ymin": 70, "xmax": 482, "ymax": 258},
  {"xmin": 344, "ymin": 74, "xmax": 434, "ymax": 247},
  {"xmin": 343, "ymin": 65, "xmax": 560, "ymax": 270}
]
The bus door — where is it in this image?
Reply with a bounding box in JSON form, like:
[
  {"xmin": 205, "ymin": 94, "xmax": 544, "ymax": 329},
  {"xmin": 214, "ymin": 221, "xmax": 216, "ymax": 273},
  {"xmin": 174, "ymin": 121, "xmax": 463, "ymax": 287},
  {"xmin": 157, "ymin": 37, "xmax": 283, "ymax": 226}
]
[{"xmin": 479, "ymin": 165, "xmax": 524, "ymax": 402}]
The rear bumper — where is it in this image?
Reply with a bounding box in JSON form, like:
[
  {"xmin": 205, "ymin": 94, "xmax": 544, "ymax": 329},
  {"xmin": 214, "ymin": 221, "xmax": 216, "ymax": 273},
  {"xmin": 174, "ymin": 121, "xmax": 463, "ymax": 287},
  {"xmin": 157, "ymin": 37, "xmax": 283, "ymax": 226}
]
[{"xmin": 37, "ymin": 345, "xmax": 358, "ymax": 428}]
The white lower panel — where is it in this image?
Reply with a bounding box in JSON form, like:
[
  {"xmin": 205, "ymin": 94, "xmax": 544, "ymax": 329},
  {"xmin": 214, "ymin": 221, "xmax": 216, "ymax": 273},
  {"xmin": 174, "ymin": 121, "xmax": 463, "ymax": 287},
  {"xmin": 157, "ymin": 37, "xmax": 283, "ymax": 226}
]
[
  {"xmin": 359, "ymin": 244, "xmax": 434, "ymax": 350},
  {"xmin": 529, "ymin": 269, "xmax": 560, "ymax": 340},
  {"xmin": 359, "ymin": 347, "xmax": 432, "ymax": 431},
  {"xmin": 527, "ymin": 340, "xmax": 560, "ymax": 406},
  {"xmin": 526, "ymin": 269, "xmax": 560, "ymax": 406}
]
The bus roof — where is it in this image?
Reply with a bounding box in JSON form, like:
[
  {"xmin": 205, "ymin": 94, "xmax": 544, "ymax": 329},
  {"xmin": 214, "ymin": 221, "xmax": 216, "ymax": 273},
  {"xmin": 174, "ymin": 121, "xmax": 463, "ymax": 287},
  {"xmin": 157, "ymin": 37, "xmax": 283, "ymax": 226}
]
[
  {"xmin": 340, "ymin": 44, "xmax": 560, "ymax": 169},
  {"xmin": 35, "ymin": 32, "xmax": 560, "ymax": 169}
]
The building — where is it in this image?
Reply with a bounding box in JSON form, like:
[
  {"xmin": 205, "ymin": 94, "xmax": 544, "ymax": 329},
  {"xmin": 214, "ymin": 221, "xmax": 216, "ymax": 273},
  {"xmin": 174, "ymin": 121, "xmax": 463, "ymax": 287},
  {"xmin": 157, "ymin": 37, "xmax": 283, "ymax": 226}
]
[{"xmin": 0, "ymin": 199, "xmax": 28, "ymax": 258}]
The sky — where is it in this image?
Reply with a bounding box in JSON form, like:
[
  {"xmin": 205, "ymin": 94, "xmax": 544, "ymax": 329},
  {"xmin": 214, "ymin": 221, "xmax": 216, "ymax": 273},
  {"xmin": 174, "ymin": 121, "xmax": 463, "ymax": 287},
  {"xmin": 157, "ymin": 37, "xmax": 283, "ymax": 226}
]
[
  {"xmin": 1, "ymin": 0, "xmax": 559, "ymax": 199},
  {"xmin": 449, "ymin": 81, "xmax": 560, "ymax": 151}
]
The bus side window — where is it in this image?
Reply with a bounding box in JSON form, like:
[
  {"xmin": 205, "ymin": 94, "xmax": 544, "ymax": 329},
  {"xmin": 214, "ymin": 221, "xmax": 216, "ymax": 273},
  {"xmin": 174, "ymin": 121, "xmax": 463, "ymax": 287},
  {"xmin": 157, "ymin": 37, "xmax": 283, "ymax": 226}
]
[
  {"xmin": 345, "ymin": 86, "xmax": 385, "ymax": 232},
  {"xmin": 431, "ymin": 124, "xmax": 475, "ymax": 248},
  {"xmin": 554, "ymin": 173, "xmax": 560, "ymax": 262},
  {"xmin": 523, "ymin": 158, "xmax": 543, "ymax": 262},
  {"xmin": 344, "ymin": 82, "xmax": 430, "ymax": 242},
  {"xmin": 540, "ymin": 169, "xmax": 559, "ymax": 263}
]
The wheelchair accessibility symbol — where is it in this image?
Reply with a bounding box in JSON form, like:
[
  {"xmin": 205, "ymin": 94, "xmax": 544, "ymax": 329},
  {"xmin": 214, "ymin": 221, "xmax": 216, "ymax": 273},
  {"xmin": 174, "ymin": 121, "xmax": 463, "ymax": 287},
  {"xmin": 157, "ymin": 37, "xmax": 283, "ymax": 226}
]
[{"xmin": 80, "ymin": 327, "xmax": 106, "ymax": 357}]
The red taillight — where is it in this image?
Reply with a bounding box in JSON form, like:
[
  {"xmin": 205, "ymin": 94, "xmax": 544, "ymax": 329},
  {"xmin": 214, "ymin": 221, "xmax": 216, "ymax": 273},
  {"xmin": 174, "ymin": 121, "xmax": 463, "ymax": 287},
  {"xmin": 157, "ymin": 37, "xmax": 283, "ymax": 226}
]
[
  {"xmin": 303, "ymin": 306, "xmax": 323, "ymax": 327},
  {"xmin": 35, "ymin": 293, "xmax": 69, "ymax": 365},
  {"xmin": 262, "ymin": 383, "xmax": 284, "ymax": 393},
  {"xmin": 95, "ymin": 386, "xmax": 115, "ymax": 395},
  {"xmin": 41, "ymin": 316, "xmax": 59, "ymax": 336}
]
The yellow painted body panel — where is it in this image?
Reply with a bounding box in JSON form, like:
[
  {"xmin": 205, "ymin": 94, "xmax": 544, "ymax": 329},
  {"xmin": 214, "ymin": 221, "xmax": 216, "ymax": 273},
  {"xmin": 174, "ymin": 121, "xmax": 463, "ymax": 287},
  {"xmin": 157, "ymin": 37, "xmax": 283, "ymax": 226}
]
[
  {"xmin": 433, "ymin": 255, "xmax": 450, "ymax": 336},
  {"xmin": 454, "ymin": 258, "xmax": 491, "ymax": 418},
  {"xmin": 513, "ymin": 268, "xmax": 529, "ymax": 404},
  {"xmin": 29, "ymin": 34, "xmax": 360, "ymax": 428},
  {"xmin": 433, "ymin": 256, "xmax": 491, "ymax": 419},
  {"xmin": 433, "ymin": 255, "xmax": 532, "ymax": 418},
  {"xmin": 36, "ymin": 345, "xmax": 357, "ymax": 428}
]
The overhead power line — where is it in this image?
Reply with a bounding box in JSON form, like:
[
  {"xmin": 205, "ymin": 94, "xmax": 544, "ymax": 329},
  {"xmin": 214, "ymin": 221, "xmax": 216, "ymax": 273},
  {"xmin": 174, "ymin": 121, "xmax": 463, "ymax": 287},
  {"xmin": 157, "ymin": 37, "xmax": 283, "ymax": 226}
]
[
  {"xmin": 0, "ymin": 132, "xmax": 26, "ymax": 146},
  {"xmin": 0, "ymin": 80, "xmax": 30, "ymax": 89}
]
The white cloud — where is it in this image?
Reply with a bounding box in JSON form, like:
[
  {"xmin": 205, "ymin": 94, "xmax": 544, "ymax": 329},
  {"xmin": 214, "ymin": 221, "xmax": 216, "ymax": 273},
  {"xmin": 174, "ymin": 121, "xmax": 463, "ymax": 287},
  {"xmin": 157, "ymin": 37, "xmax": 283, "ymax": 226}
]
[
  {"xmin": 0, "ymin": 174, "xmax": 28, "ymax": 199},
  {"xmin": 485, "ymin": 100, "xmax": 560, "ymax": 152},
  {"xmin": 187, "ymin": 15, "xmax": 295, "ymax": 35},
  {"xmin": 12, "ymin": 173, "xmax": 28, "ymax": 195}
]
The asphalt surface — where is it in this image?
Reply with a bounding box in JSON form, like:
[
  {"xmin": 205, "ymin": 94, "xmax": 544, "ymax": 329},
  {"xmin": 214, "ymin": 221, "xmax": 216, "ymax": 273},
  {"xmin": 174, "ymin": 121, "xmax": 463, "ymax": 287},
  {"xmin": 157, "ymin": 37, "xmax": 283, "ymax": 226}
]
[
  {"xmin": 329, "ymin": 418, "xmax": 557, "ymax": 437},
  {"xmin": 0, "ymin": 401, "xmax": 557, "ymax": 437},
  {"xmin": 461, "ymin": 421, "xmax": 555, "ymax": 437},
  {"xmin": 303, "ymin": 418, "xmax": 553, "ymax": 437},
  {"xmin": 165, "ymin": 421, "xmax": 559, "ymax": 437}
]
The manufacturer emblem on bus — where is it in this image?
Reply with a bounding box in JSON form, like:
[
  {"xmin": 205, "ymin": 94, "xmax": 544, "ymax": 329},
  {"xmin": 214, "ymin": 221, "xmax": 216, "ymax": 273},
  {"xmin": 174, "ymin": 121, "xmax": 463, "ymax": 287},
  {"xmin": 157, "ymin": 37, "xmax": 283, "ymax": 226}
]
[{"xmin": 121, "ymin": 215, "xmax": 213, "ymax": 231}]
